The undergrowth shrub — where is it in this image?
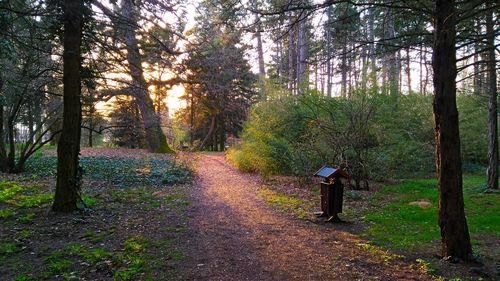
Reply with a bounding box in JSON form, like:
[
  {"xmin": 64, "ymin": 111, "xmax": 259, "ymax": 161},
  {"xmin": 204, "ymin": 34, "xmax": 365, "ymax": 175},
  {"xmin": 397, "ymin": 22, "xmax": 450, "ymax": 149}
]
[
  {"xmin": 25, "ymin": 157, "xmax": 191, "ymax": 186},
  {"xmin": 228, "ymin": 86, "xmax": 489, "ymax": 183}
]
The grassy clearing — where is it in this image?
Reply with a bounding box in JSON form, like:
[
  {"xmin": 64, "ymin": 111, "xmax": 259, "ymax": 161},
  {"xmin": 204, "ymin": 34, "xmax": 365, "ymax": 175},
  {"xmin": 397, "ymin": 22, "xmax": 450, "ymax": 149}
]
[{"xmin": 363, "ymin": 175, "xmax": 500, "ymax": 251}]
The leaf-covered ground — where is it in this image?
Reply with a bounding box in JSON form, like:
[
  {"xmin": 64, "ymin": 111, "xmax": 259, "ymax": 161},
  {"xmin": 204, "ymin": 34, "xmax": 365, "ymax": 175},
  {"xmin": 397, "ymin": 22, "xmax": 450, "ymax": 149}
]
[{"xmin": 0, "ymin": 148, "xmax": 193, "ymax": 281}]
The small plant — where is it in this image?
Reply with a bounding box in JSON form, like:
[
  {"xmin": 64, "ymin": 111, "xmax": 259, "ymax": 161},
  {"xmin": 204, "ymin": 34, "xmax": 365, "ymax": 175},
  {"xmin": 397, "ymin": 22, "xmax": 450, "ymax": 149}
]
[
  {"xmin": 13, "ymin": 193, "xmax": 52, "ymax": 208},
  {"xmin": 124, "ymin": 236, "xmax": 149, "ymax": 253},
  {"xmin": 14, "ymin": 274, "xmax": 35, "ymax": 281},
  {"xmin": 66, "ymin": 243, "xmax": 86, "ymax": 255},
  {"xmin": 17, "ymin": 213, "xmax": 35, "ymax": 223},
  {"xmin": 114, "ymin": 256, "xmax": 146, "ymax": 281},
  {"xmin": 82, "ymin": 248, "xmax": 112, "ymax": 264},
  {"xmin": 0, "ymin": 242, "xmax": 19, "ymax": 255},
  {"xmin": 82, "ymin": 196, "xmax": 98, "ymax": 208},
  {"xmin": 44, "ymin": 250, "xmax": 72, "ymax": 275},
  {"xmin": 170, "ymin": 250, "xmax": 186, "ymax": 261},
  {"xmin": 0, "ymin": 181, "xmax": 24, "ymax": 202},
  {"xmin": 0, "ymin": 208, "xmax": 14, "ymax": 219},
  {"xmin": 18, "ymin": 229, "xmax": 33, "ymax": 239}
]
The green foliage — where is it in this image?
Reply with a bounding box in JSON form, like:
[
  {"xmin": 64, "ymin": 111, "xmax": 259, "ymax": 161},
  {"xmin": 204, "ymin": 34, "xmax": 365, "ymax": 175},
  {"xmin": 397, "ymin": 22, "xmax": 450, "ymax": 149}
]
[
  {"xmin": 181, "ymin": 5, "xmax": 257, "ymax": 151},
  {"xmin": 0, "ymin": 208, "xmax": 14, "ymax": 219},
  {"xmin": 17, "ymin": 213, "xmax": 35, "ymax": 223},
  {"xmin": 229, "ymin": 87, "xmax": 489, "ymax": 180},
  {"xmin": 18, "ymin": 229, "xmax": 33, "ymax": 239},
  {"xmin": 82, "ymin": 248, "xmax": 112, "ymax": 264},
  {"xmin": 0, "ymin": 181, "xmax": 52, "ymax": 209},
  {"xmin": 0, "ymin": 182, "xmax": 24, "ymax": 202},
  {"xmin": 108, "ymin": 98, "xmax": 147, "ymax": 149},
  {"xmin": 14, "ymin": 274, "xmax": 35, "ymax": 281},
  {"xmin": 44, "ymin": 251, "xmax": 72, "ymax": 276},
  {"xmin": 114, "ymin": 255, "xmax": 145, "ymax": 281},
  {"xmin": 170, "ymin": 250, "xmax": 186, "ymax": 261},
  {"xmin": 25, "ymin": 156, "xmax": 191, "ymax": 186},
  {"xmin": 458, "ymin": 94, "xmax": 488, "ymax": 164},
  {"xmin": 124, "ymin": 236, "xmax": 149, "ymax": 253},
  {"xmin": 0, "ymin": 242, "xmax": 19, "ymax": 255},
  {"xmin": 364, "ymin": 175, "xmax": 500, "ymax": 250}
]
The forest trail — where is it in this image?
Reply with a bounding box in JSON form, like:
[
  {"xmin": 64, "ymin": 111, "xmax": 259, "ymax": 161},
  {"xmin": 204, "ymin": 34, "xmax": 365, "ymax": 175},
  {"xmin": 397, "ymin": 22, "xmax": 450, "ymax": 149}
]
[{"xmin": 186, "ymin": 153, "xmax": 430, "ymax": 281}]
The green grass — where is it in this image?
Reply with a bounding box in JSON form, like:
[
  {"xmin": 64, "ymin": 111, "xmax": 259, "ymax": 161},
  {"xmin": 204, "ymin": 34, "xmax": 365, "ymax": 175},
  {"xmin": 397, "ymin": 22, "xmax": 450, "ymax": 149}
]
[
  {"xmin": 82, "ymin": 248, "xmax": 112, "ymax": 264},
  {"xmin": 257, "ymin": 187, "xmax": 312, "ymax": 219},
  {"xmin": 364, "ymin": 175, "xmax": 500, "ymax": 250},
  {"xmin": 0, "ymin": 208, "xmax": 15, "ymax": 219},
  {"xmin": 0, "ymin": 242, "xmax": 19, "ymax": 255}
]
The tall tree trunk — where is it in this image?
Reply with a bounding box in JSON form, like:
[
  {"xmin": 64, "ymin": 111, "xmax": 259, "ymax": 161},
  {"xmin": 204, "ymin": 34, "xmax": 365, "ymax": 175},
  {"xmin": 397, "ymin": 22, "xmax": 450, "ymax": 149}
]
[
  {"xmin": 297, "ymin": 9, "xmax": 307, "ymax": 95},
  {"xmin": 53, "ymin": 0, "xmax": 84, "ymax": 212},
  {"xmin": 326, "ymin": 5, "xmax": 333, "ymax": 97},
  {"xmin": 406, "ymin": 47, "xmax": 411, "ymax": 94},
  {"xmin": 287, "ymin": 13, "xmax": 296, "ymax": 94},
  {"xmin": 120, "ymin": 0, "xmax": 172, "ymax": 153},
  {"xmin": 0, "ymin": 78, "xmax": 6, "ymax": 172},
  {"xmin": 486, "ymin": 1, "xmax": 498, "ymax": 190},
  {"xmin": 219, "ymin": 114, "xmax": 225, "ymax": 151},
  {"xmin": 432, "ymin": 0, "xmax": 473, "ymax": 260},
  {"xmin": 253, "ymin": 1, "xmax": 266, "ymax": 95},
  {"xmin": 7, "ymin": 119, "xmax": 15, "ymax": 172},
  {"xmin": 190, "ymin": 93, "xmax": 194, "ymax": 147},
  {"xmin": 341, "ymin": 42, "xmax": 347, "ymax": 97},
  {"xmin": 255, "ymin": 22, "xmax": 265, "ymax": 79},
  {"xmin": 386, "ymin": 8, "xmax": 399, "ymax": 98},
  {"xmin": 199, "ymin": 115, "xmax": 216, "ymax": 150},
  {"xmin": 368, "ymin": 1, "xmax": 376, "ymax": 91},
  {"xmin": 424, "ymin": 59, "xmax": 430, "ymax": 94},
  {"xmin": 277, "ymin": 40, "xmax": 284, "ymax": 86},
  {"xmin": 473, "ymin": 17, "xmax": 484, "ymax": 95},
  {"xmin": 420, "ymin": 44, "xmax": 424, "ymax": 94}
]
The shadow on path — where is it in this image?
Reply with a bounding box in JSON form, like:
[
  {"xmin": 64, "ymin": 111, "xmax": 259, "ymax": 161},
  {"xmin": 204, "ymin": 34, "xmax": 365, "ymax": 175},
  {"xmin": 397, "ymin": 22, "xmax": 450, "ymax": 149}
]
[{"xmin": 185, "ymin": 153, "xmax": 430, "ymax": 281}]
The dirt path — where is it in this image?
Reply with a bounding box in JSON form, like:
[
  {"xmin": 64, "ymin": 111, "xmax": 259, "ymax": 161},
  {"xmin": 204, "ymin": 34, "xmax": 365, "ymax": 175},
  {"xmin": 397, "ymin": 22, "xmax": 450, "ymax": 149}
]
[{"xmin": 186, "ymin": 153, "xmax": 429, "ymax": 280}]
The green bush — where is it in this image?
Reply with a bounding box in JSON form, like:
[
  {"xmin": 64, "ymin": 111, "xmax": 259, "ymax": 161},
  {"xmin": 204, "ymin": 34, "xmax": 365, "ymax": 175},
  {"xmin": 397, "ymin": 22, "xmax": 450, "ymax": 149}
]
[{"xmin": 229, "ymin": 86, "xmax": 489, "ymax": 181}]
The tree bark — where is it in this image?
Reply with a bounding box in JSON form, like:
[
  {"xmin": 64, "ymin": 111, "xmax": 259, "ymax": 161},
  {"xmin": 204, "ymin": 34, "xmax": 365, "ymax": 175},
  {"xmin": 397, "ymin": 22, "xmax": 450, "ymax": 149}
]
[
  {"xmin": 341, "ymin": 43, "xmax": 347, "ymax": 98},
  {"xmin": 7, "ymin": 119, "xmax": 15, "ymax": 172},
  {"xmin": 432, "ymin": 0, "xmax": 473, "ymax": 260},
  {"xmin": 473, "ymin": 17, "xmax": 484, "ymax": 95},
  {"xmin": 368, "ymin": 1, "xmax": 376, "ymax": 91},
  {"xmin": 406, "ymin": 47, "xmax": 411, "ymax": 94},
  {"xmin": 486, "ymin": 1, "xmax": 498, "ymax": 190},
  {"xmin": 297, "ymin": 9, "xmax": 307, "ymax": 95},
  {"xmin": 254, "ymin": 13, "xmax": 266, "ymax": 96},
  {"xmin": 420, "ymin": 44, "xmax": 424, "ymax": 94},
  {"xmin": 52, "ymin": 0, "xmax": 84, "ymax": 212},
  {"xmin": 0, "ymin": 76, "xmax": 6, "ymax": 172},
  {"xmin": 199, "ymin": 115, "xmax": 216, "ymax": 150},
  {"xmin": 287, "ymin": 13, "xmax": 296, "ymax": 94},
  {"xmin": 119, "ymin": 0, "xmax": 172, "ymax": 153},
  {"xmin": 254, "ymin": 12, "xmax": 266, "ymax": 81},
  {"xmin": 386, "ymin": 8, "xmax": 399, "ymax": 97}
]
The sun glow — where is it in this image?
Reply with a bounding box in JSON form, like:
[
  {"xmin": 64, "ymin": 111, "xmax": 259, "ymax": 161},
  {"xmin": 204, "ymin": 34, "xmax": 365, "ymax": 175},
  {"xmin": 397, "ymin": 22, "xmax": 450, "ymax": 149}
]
[{"xmin": 165, "ymin": 85, "xmax": 186, "ymax": 117}]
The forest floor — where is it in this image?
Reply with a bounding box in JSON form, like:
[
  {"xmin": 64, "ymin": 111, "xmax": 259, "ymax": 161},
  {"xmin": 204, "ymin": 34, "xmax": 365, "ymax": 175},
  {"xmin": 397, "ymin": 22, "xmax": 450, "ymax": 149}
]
[
  {"xmin": 0, "ymin": 149, "xmax": 497, "ymax": 280},
  {"xmin": 0, "ymin": 148, "xmax": 194, "ymax": 281}
]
